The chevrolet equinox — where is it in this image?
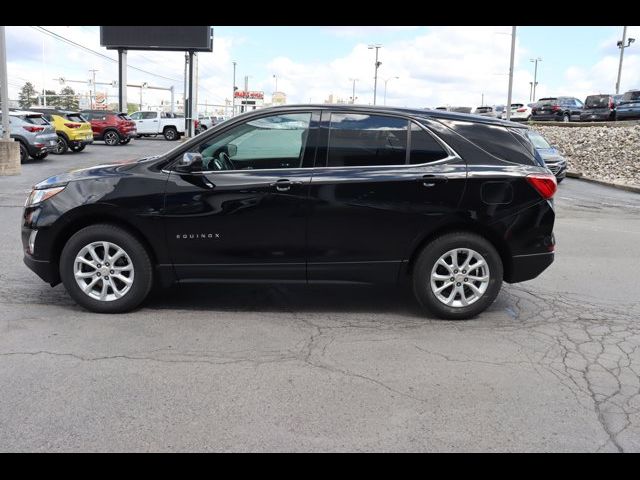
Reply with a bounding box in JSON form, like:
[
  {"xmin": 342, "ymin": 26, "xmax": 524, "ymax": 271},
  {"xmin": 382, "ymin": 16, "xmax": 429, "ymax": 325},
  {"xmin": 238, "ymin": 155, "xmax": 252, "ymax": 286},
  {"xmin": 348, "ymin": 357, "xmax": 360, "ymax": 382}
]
[{"xmin": 22, "ymin": 105, "xmax": 557, "ymax": 319}]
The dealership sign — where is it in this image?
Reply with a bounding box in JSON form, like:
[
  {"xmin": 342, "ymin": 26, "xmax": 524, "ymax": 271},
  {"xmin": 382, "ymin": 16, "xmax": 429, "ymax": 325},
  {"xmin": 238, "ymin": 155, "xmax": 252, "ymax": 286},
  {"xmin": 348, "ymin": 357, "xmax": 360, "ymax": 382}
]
[{"xmin": 234, "ymin": 90, "xmax": 264, "ymax": 100}]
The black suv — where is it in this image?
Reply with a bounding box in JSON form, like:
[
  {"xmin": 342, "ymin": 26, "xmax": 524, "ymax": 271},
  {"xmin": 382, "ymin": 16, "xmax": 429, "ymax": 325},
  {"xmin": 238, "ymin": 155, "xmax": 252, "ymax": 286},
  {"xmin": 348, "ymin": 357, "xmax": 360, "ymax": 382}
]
[
  {"xmin": 531, "ymin": 97, "xmax": 584, "ymax": 122},
  {"xmin": 22, "ymin": 105, "xmax": 557, "ymax": 319}
]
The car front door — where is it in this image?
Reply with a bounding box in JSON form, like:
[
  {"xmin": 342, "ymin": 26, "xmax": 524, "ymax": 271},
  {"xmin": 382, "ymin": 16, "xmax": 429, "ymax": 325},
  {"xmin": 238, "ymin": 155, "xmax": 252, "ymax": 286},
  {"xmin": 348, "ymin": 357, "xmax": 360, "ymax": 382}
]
[
  {"xmin": 306, "ymin": 111, "xmax": 466, "ymax": 283},
  {"xmin": 163, "ymin": 110, "xmax": 318, "ymax": 281},
  {"xmin": 136, "ymin": 112, "xmax": 157, "ymax": 134}
]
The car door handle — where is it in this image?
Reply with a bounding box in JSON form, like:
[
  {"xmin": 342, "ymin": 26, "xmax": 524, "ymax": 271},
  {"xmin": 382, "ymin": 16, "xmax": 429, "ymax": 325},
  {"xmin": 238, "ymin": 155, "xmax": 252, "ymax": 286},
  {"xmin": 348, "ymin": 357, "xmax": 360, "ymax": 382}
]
[
  {"xmin": 419, "ymin": 175, "xmax": 448, "ymax": 187},
  {"xmin": 270, "ymin": 179, "xmax": 302, "ymax": 192}
]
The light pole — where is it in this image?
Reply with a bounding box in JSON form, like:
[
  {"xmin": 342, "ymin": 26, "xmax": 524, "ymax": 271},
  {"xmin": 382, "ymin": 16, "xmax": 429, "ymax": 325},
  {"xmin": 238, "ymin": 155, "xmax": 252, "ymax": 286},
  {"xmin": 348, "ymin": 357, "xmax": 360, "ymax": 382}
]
[
  {"xmin": 383, "ymin": 76, "xmax": 399, "ymax": 106},
  {"xmin": 530, "ymin": 57, "xmax": 541, "ymax": 102},
  {"xmin": 368, "ymin": 44, "xmax": 382, "ymax": 105},
  {"xmin": 529, "ymin": 82, "xmax": 533, "ymax": 102},
  {"xmin": 273, "ymin": 74, "xmax": 278, "ymax": 93},
  {"xmin": 481, "ymin": 92, "xmax": 484, "ymax": 107},
  {"xmin": 615, "ymin": 26, "xmax": 635, "ymax": 94},
  {"xmin": 89, "ymin": 69, "xmax": 98, "ymax": 109},
  {"xmin": 506, "ymin": 26, "xmax": 516, "ymax": 120},
  {"xmin": 232, "ymin": 61, "xmax": 237, "ymax": 117},
  {"xmin": 349, "ymin": 78, "xmax": 358, "ymax": 104}
]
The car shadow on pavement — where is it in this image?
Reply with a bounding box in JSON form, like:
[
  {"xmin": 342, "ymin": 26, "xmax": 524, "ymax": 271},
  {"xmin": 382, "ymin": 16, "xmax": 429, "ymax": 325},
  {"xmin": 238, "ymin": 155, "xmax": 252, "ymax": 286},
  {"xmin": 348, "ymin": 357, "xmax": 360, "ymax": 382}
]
[{"xmin": 146, "ymin": 283, "xmax": 431, "ymax": 318}]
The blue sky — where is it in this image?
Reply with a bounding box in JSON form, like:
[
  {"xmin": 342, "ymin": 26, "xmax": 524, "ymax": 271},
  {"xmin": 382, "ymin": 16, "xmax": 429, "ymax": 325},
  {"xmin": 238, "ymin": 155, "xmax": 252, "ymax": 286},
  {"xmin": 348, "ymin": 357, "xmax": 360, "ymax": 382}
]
[{"xmin": 5, "ymin": 26, "xmax": 639, "ymax": 112}]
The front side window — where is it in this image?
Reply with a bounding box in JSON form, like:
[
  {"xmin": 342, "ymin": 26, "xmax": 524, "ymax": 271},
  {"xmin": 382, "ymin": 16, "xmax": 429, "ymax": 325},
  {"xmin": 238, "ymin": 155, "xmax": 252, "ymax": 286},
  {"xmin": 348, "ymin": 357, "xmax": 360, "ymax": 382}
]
[
  {"xmin": 409, "ymin": 122, "xmax": 448, "ymax": 164},
  {"xmin": 188, "ymin": 112, "xmax": 311, "ymax": 171},
  {"xmin": 129, "ymin": 112, "xmax": 142, "ymax": 120},
  {"xmin": 327, "ymin": 113, "xmax": 408, "ymax": 167}
]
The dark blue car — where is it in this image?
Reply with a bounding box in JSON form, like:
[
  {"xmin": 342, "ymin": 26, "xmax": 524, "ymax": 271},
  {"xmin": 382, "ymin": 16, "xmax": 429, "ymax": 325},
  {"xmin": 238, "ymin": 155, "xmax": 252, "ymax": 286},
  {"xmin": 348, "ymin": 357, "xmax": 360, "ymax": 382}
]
[
  {"xmin": 527, "ymin": 130, "xmax": 567, "ymax": 183},
  {"xmin": 616, "ymin": 90, "xmax": 640, "ymax": 120}
]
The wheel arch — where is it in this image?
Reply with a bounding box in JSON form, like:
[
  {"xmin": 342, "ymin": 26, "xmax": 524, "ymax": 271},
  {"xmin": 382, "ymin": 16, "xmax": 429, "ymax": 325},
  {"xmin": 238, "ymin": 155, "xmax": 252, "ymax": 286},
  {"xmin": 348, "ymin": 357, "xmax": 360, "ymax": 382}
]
[{"xmin": 404, "ymin": 220, "xmax": 513, "ymax": 282}]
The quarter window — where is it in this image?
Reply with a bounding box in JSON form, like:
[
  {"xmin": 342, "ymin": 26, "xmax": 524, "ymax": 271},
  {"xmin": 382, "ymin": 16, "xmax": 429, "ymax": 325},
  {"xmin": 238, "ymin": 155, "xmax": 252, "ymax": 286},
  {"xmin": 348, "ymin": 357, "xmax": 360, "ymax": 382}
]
[
  {"xmin": 409, "ymin": 122, "xmax": 448, "ymax": 164},
  {"xmin": 327, "ymin": 113, "xmax": 408, "ymax": 167}
]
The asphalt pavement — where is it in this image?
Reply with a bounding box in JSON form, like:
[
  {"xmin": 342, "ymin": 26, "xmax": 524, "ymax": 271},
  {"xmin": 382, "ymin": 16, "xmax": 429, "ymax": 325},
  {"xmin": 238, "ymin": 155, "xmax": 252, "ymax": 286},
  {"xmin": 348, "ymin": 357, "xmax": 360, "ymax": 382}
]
[{"xmin": 0, "ymin": 138, "xmax": 639, "ymax": 452}]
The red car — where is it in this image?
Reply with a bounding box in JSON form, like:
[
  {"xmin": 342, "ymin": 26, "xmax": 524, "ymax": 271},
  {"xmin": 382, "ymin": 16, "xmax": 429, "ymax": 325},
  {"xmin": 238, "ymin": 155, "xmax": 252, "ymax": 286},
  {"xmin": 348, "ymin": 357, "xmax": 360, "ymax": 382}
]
[{"xmin": 80, "ymin": 110, "xmax": 137, "ymax": 146}]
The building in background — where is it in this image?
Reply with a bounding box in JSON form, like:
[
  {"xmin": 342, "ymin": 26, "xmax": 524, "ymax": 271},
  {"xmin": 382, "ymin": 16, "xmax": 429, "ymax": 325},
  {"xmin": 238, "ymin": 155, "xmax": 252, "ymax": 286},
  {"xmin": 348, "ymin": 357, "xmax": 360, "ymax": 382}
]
[
  {"xmin": 272, "ymin": 91, "xmax": 286, "ymax": 106},
  {"xmin": 324, "ymin": 94, "xmax": 348, "ymax": 104}
]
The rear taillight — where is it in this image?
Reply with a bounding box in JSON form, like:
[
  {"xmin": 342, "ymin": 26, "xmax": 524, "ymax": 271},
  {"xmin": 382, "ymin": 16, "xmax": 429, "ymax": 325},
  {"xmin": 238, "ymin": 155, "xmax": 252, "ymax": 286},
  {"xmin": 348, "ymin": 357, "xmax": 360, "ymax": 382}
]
[
  {"xmin": 517, "ymin": 108, "xmax": 527, "ymax": 112},
  {"xmin": 64, "ymin": 122, "xmax": 81, "ymax": 128},
  {"xmin": 551, "ymin": 105, "xmax": 561, "ymax": 112},
  {"xmin": 531, "ymin": 107, "xmax": 537, "ymax": 113},
  {"xmin": 609, "ymin": 99, "xmax": 614, "ymax": 110},
  {"xmin": 23, "ymin": 125, "xmax": 44, "ymax": 132},
  {"xmin": 526, "ymin": 173, "xmax": 557, "ymax": 200}
]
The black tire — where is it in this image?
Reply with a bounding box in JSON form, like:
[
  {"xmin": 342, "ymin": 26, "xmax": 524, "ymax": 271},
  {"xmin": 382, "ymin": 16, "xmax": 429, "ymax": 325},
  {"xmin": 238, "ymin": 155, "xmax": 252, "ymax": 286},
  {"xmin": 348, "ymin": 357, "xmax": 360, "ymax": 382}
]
[
  {"xmin": 120, "ymin": 137, "xmax": 131, "ymax": 145},
  {"xmin": 103, "ymin": 130, "xmax": 121, "ymax": 146},
  {"xmin": 54, "ymin": 135, "xmax": 69, "ymax": 154},
  {"xmin": 70, "ymin": 144, "xmax": 86, "ymax": 152},
  {"xmin": 59, "ymin": 224, "xmax": 153, "ymax": 313},
  {"xmin": 19, "ymin": 142, "xmax": 28, "ymax": 163},
  {"xmin": 562, "ymin": 113, "xmax": 570, "ymax": 123},
  {"xmin": 163, "ymin": 127, "xmax": 178, "ymax": 141},
  {"xmin": 412, "ymin": 232, "xmax": 503, "ymax": 320},
  {"xmin": 557, "ymin": 177, "xmax": 564, "ymax": 184},
  {"xmin": 33, "ymin": 152, "xmax": 48, "ymax": 161}
]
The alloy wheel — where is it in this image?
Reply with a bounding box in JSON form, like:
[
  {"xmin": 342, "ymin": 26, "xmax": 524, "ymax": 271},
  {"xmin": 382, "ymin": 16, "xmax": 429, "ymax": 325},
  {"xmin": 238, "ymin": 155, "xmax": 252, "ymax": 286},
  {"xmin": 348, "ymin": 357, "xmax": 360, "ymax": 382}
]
[{"xmin": 430, "ymin": 248, "xmax": 490, "ymax": 308}]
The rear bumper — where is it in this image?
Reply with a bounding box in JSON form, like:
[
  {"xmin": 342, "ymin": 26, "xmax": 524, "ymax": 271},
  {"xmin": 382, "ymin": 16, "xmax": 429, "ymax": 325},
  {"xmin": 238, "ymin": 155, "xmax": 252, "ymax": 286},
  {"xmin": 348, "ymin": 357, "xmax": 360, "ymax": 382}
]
[{"xmin": 504, "ymin": 252, "xmax": 554, "ymax": 283}]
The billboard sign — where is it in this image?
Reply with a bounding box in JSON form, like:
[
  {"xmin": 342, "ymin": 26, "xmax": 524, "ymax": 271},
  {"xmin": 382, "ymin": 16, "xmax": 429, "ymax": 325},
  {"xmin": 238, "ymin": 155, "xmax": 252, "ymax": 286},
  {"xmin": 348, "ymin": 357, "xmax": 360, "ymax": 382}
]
[
  {"xmin": 234, "ymin": 91, "xmax": 264, "ymax": 100},
  {"xmin": 100, "ymin": 26, "xmax": 213, "ymax": 52}
]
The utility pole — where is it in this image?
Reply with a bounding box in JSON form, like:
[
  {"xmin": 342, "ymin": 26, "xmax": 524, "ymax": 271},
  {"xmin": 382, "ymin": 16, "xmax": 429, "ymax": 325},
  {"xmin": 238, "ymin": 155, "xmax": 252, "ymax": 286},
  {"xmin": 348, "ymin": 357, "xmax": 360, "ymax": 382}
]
[
  {"xmin": 529, "ymin": 82, "xmax": 533, "ymax": 102},
  {"xmin": 89, "ymin": 69, "xmax": 98, "ymax": 109},
  {"xmin": 1, "ymin": 26, "xmax": 11, "ymax": 141},
  {"xmin": 232, "ymin": 61, "xmax": 237, "ymax": 117},
  {"xmin": 383, "ymin": 76, "xmax": 399, "ymax": 106},
  {"xmin": 481, "ymin": 93, "xmax": 484, "ymax": 107},
  {"xmin": 368, "ymin": 44, "xmax": 382, "ymax": 105},
  {"xmin": 349, "ymin": 78, "xmax": 358, "ymax": 104},
  {"xmin": 41, "ymin": 38, "xmax": 46, "ymax": 107},
  {"xmin": 506, "ymin": 26, "xmax": 516, "ymax": 121},
  {"xmin": 530, "ymin": 57, "xmax": 541, "ymax": 102},
  {"xmin": 273, "ymin": 74, "xmax": 278, "ymax": 93},
  {"xmin": 615, "ymin": 26, "xmax": 635, "ymax": 94},
  {"xmin": 244, "ymin": 75, "xmax": 249, "ymax": 113}
]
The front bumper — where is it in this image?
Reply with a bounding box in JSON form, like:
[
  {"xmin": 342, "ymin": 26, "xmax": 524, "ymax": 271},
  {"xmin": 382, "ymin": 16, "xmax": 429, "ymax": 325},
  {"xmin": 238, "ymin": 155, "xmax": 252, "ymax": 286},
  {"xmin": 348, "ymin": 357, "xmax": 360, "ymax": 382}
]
[{"xmin": 23, "ymin": 253, "xmax": 57, "ymax": 285}]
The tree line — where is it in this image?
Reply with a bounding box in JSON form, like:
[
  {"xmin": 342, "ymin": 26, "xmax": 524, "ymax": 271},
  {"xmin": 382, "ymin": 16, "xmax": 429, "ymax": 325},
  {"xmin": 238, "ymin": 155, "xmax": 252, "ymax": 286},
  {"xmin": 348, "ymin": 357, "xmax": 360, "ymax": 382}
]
[{"xmin": 18, "ymin": 82, "xmax": 79, "ymax": 110}]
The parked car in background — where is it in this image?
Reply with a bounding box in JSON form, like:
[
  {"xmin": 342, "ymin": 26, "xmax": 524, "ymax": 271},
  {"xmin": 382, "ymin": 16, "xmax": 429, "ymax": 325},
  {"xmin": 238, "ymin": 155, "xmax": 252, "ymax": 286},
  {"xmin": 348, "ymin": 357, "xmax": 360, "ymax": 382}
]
[
  {"xmin": 129, "ymin": 111, "xmax": 185, "ymax": 141},
  {"xmin": 616, "ymin": 90, "xmax": 640, "ymax": 120},
  {"xmin": 30, "ymin": 108, "xmax": 94, "ymax": 154},
  {"xmin": 2, "ymin": 110, "xmax": 57, "ymax": 162},
  {"xmin": 531, "ymin": 97, "xmax": 584, "ymax": 122},
  {"xmin": 579, "ymin": 94, "xmax": 619, "ymax": 122},
  {"xmin": 80, "ymin": 110, "xmax": 137, "ymax": 146},
  {"xmin": 500, "ymin": 103, "xmax": 531, "ymax": 121},
  {"xmin": 527, "ymin": 130, "xmax": 567, "ymax": 183},
  {"xmin": 474, "ymin": 106, "xmax": 497, "ymax": 117},
  {"xmin": 21, "ymin": 105, "xmax": 557, "ymax": 320}
]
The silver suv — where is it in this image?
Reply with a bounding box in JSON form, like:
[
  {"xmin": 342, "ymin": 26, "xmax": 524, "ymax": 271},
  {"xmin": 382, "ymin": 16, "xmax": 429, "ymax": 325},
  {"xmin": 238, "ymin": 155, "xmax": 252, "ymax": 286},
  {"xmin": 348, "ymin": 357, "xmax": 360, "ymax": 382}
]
[{"xmin": 0, "ymin": 110, "xmax": 58, "ymax": 162}]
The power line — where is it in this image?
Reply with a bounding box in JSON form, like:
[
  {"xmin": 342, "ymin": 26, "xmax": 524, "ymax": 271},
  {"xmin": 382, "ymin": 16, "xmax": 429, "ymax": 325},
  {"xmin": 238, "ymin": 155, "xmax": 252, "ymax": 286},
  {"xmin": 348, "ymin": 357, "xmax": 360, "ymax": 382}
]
[{"xmin": 32, "ymin": 26, "xmax": 182, "ymax": 84}]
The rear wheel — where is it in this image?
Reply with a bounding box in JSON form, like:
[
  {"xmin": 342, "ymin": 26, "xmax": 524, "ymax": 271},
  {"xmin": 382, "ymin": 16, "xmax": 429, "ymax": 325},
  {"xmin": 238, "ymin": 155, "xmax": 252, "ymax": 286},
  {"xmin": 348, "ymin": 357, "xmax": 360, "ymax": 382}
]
[
  {"xmin": 59, "ymin": 224, "xmax": 153, "ymax": 313},
  {"xmin": 70, "ymin": 144, "xmax": 86, "ymax": 152},
  {"xmin": 54, "ymin": 135, "xmax": 69, "ymax": 154},
  {"xmin": 562, "ymin": 113, "xmax": 570, "ymax": 123},
  {"xmin": 163, "ymin": 127, "xmax": 178, "ymax": 141},
  {"xmin": 120, "ymin": 137, "xmax": 131, "ymax": 145},
  {"xmin": 103, "ymin": 130, "xmax": 121, "ymax": 146},
  {"xmin": 33, "ymin": 151, "xmax": 48, "ymax": 161},
  {"xmin": 412, "ymin": 232, "xmax": 503, "ymax": 320}
]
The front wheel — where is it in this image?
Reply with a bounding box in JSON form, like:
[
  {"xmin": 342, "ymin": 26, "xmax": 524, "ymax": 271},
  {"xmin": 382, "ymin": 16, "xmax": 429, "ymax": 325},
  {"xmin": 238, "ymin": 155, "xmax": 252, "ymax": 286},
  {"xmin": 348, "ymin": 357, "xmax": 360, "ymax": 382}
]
[
  {"xmin": 103, "ymin": 130, "xmax": 121, "ymax": 146},
  {"xmin": 59, "ymin": 224, "xmax": 153, "ymax": 313},
  {"xmin": 562, "ymin": 113, "xmax": 570, "ymax": 123},
  {"xmin": 412, "ymin": 232, "xmax": 503, "ymax": 320},
  {"xmin": 120, "ymin": 137, "xmax": 131, "ymax": 145}
]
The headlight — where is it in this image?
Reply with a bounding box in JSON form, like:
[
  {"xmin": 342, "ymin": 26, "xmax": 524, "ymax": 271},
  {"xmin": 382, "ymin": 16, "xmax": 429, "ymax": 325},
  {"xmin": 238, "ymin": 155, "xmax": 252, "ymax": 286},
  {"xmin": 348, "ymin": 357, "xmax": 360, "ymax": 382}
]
[{"xmin": 25, "ymin": 185, "xmax": 66, "ymax": 207}]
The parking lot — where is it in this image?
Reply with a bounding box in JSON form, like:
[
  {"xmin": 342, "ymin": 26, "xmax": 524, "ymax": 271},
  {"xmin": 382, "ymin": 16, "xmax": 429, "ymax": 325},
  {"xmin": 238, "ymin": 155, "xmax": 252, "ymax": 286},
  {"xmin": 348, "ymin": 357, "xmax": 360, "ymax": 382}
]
[{"xmin": 0, "ymin": 139, "xmax": 639, "ymax": 452}]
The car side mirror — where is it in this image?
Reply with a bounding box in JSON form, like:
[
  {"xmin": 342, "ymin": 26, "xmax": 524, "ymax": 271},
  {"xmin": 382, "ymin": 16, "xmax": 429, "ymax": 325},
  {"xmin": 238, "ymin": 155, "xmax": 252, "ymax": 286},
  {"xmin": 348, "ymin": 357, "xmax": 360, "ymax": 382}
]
[
  {"xmin": 175, "ymin": 152, "xmax": 203, "ymax": 172},
  {"xmin": 227, "ymin": 143, "xmax": 237, "ymax": 157}
]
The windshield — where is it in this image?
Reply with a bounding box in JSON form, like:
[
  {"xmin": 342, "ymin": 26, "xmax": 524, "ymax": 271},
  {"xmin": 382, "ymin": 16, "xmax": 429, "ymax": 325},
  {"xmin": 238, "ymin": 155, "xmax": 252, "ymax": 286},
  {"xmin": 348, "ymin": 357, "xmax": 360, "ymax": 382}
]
[
  {"xmin": 585, "ymin": 95, "xmax": 610, "ymax": 108},
  {"xmin": 527, "ymin": 131, "xmax": 552, "ymax": 149}
]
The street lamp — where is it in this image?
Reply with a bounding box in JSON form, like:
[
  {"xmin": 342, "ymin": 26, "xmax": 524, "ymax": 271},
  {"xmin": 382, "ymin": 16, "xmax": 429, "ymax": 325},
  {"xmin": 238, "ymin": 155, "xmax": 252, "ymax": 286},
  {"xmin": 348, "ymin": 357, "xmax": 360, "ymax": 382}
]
[
  {"xmin": 383, "ymin": 76, "xmax": 399, "ymax": 106},
  {"xmin": 530, "ymin": 57, "xmax": 541, "ymax": 102},
  {"xmin": 349, "ymin": 78, "xmax": 358, "ymax": 104},
  {"xmin": 273, "ymin": 74, "xmax": 278, "ymax": 93},
  {"xmin": 616, "ymin": 26, "xmax": 635, "ymax": 94},
  {"xmin": 232, "ymin": 61, "xmax": 237, "ymax": 117},
  {"xmin": 368, "ymin": 44, "xmax": 382, "ymax": 105}
]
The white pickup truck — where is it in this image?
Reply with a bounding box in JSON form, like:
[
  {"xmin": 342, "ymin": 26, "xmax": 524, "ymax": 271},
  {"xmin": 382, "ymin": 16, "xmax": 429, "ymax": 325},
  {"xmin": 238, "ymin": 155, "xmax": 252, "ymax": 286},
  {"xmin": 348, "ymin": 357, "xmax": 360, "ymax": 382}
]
[{"xmin": 129, "ymin": 111, "xmax": 185, "ymax": 141}]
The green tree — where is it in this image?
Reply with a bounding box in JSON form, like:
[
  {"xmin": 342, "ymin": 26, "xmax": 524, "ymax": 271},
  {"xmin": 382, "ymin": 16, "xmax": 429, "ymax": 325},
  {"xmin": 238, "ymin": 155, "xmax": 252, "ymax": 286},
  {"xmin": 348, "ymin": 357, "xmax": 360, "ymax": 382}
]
[
  {"xmin": 18, "ymin": 82, "xmax": 38, "ymax": 109},
  {"xmin": 58, "ymin": 86, "xmax": 79, "ymax": 110},
  {"xmin": 41, "ymin": 90, "xmax": 60, "ymax": 108}
]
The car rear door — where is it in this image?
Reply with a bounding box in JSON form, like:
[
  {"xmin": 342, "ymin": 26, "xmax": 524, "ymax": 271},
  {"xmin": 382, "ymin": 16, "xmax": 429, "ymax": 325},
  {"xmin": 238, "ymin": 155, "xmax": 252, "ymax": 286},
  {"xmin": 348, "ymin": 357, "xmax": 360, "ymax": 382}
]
[{"xmin": 306, "ymin": 111, "xmax": 467, "ymax": 284}]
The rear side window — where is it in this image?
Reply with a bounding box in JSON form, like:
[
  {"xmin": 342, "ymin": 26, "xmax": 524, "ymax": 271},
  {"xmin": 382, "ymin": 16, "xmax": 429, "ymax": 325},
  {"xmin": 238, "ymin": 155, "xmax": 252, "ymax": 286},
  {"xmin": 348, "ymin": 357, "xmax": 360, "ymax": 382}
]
[
  {"xmin": 327, "ymin": 113, "xmax": 408, "ymax": 167},
  {"xmin": 585, "ymin": 95, "xmax": 609, "ymax": 108},
  {"xmin": 409, "ymin": 122, "xmax": 448, "ymax": 164},
  {"xmin": 622, "ymin": 91, "xmax": 640, "ymax": 102},
  {"xmin": 438, "ymin": 119, "xmax": 537, "ymax": 166}
]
